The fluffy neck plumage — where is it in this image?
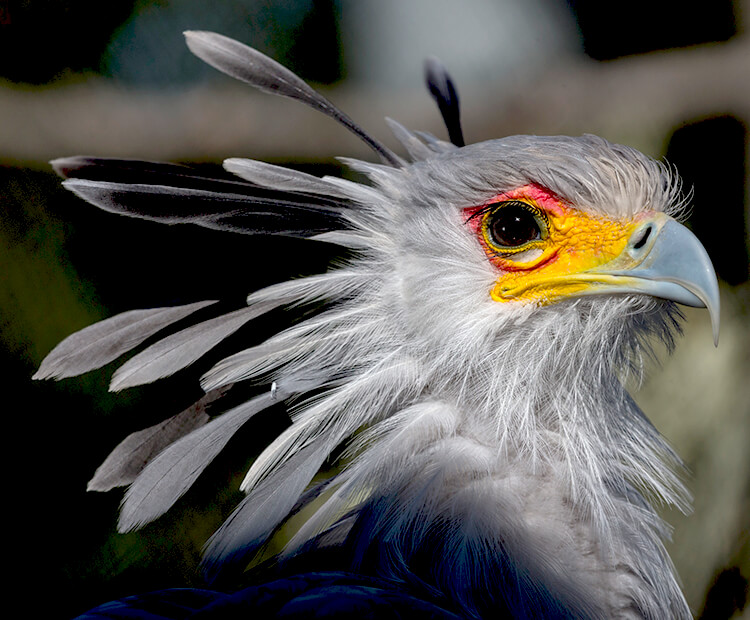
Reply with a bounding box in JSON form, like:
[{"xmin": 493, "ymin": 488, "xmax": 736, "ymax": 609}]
[{"xmin": 276, "ymin": 292, "xmax": 691, "ymax": 619}]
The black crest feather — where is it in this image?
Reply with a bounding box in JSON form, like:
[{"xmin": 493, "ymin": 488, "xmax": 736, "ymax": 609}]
[{"xmin": 424, "ymin": 57, "xmax": 465, "ymax": 147}]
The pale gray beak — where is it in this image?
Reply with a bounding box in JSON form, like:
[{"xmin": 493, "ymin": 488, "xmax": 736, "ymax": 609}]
[{"xmin": 598, "ymin": 218, "xmax": 720, "ymax": 345}]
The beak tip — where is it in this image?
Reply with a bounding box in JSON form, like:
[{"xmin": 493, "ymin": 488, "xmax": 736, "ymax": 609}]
[
  {"xmin": 712, "ymin": 316, "xmax": 720, "ymax": 347},
  {"xmin": 704, "ymin": 275, "xmax": 720, "ymax": 348}
]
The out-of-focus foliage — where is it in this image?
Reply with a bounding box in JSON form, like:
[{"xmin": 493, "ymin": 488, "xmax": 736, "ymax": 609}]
[
  {"xmin": 0, "ymin": 1, "xmax": 135, "ymax": 83},
  {"xmin": 102, "ymin": 0, "xmax": 343, "ymax": 86},
  {"xmin": 567, "ymin": 0, "xmax": 738, "ymax": 59}
]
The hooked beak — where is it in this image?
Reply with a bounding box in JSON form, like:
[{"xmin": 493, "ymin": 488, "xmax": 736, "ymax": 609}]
[{"xmin": 587, "ymin": 217, "xmax": 720, "ymax": 345}]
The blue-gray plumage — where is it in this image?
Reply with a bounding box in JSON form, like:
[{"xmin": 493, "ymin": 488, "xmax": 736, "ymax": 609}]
[{"xmin": 35, "ymin": 31, "xmax": 720, "ymax": 619}]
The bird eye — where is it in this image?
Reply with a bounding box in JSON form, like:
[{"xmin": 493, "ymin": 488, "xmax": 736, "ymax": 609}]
[{"xmin": 483, "ymin": 201, "xmax": 545, "ymax": 249}]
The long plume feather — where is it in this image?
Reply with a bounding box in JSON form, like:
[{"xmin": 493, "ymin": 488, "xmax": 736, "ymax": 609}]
[
  {"xmin": 88, "ymin": 386, "xmax": 230, "ymax": 492},
  {"xmin": 110, "ymin": 306, "xmax": 269, "ymax": 391},
  {"xmin": 201, "ymin": 442, "xmax": 331, "ymax": 576},
  {"xmin": 33, "ymin": 300, "xmax": 216, "ymax": 380},
  {"xmin": 184, "ymin": 31, "xmax": 403, "ymax": 168},
  {"xmin": 63, "ymin": 179, "xmax": 345, "ymax": 237},
  {"xmin": 119, "ymin": 393, "xmax": 274, "ymax": 532}
]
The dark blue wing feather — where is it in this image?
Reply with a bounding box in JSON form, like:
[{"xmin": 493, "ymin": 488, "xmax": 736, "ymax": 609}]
[{"xmin": 75, "ymin": 573, "xmax": 464, "ymax": 619}]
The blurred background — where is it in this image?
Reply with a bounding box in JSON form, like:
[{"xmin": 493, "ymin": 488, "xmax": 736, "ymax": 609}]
[{"xmin": 1, "ymin": 0, "xmax": 748, "ymax": 617}]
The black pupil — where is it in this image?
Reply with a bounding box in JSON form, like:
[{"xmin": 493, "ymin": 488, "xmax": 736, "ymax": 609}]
[{"xmin": 487, "ymin": 203, "xmax": 541, "ymax": 247}]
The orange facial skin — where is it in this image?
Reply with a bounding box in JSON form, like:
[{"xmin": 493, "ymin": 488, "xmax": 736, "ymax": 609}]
[{"xmin": 464, "ymin": 185, "xmax": 654, "ymax": 305}]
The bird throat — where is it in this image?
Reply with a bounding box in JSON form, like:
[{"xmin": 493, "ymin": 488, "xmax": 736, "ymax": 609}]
[{"xmin": 290, "ymin": 309, "xmax": 688, "ymax": 618}]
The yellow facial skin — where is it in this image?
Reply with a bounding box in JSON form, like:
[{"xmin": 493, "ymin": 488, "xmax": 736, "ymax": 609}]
[
  {"xmin": 464, "ymin": 183, "xmax": 720, "ymax": 342},
  {"xmin": 465, "ymin": 186, "xmax": 660, "ymax": 306}
]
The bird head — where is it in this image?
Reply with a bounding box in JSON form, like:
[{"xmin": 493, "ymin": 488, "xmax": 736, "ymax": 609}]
[{"xmin": 334, "ymin": 133, "xmax": 718, "ymax": 396}]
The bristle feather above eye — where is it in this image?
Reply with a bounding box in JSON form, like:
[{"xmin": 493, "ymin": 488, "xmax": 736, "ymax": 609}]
[{"xmin": 184, "ymin": 30, "xmax": 404, "ymax": 168}]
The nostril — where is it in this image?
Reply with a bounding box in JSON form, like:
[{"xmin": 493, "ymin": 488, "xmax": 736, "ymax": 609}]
[{"xmin": 632, "ymin": 225, "xmax": 652, "ymax": 250}]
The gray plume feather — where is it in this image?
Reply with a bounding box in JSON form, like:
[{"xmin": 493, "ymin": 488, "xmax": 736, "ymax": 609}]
[
  {"xmin": 33, "ymin": 300, "xmax": 216, "ymax": 380},
  {"xmin": 88, "ymin": 386, "xmax": 230, "ymax": 492},
  {"xmin": 63, "ymin": 178, "xmax": 344, "ymax": 237},
  {"xmin": 110, "ymin": 271, "xmax": 357, "ymax": 392},
  {"xmin": 384, "ymin": 118, "xmax": 434, "ymax": 162},
  {"xmin": 223, "ymin": 158, "xmax": 351, "ymax": 199},
  {"xmin": 110, "ymin": 304, "xmax": 278, "ymax": 391},
  {"xmin": 184, "ymin": 30, "xmax": 403, "ymax": 168},
  {"xmin": 201, "ymin": 441, "xmax": 330, "ymax": 574},
  {"xmin": 118, "ymin": 393, "xmax": 274, "ymax": 532}
]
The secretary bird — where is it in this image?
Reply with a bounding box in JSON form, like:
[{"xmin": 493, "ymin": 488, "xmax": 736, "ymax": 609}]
[{"xmin": 35, "ymin": 32, "xmax": 720, "ymax": 619}]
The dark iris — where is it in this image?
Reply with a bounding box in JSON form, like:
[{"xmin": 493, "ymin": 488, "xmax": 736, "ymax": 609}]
[{"xmin": 486, "ymin": 201, "xmax": 542, "ymax": 248}]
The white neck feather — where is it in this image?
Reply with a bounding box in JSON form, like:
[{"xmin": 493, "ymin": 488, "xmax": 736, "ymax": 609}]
[{"xmin": 266, "ymin": 285, "xmax": 691, "ymax": 618}]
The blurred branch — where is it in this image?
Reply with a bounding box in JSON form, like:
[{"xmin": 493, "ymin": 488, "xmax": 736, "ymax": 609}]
[
  {"xmin": 1, "ymin": 30, "xmax": 748, "ymax": 166},
  {"xmin": 471, "ymin": 36, "xmax": 750, "ymax": 153}
]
